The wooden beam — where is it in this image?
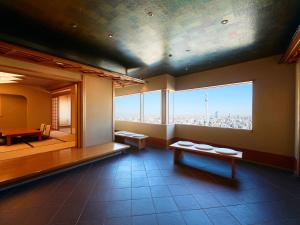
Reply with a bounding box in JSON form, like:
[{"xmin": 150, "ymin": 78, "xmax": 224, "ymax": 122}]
[
  {"xmin": 0, "ymin": 41, "xmax": 145, "ymax": 87},
  {"xmin": 280, "ymin": 26, "xmax": 300, "ymax": 63}
]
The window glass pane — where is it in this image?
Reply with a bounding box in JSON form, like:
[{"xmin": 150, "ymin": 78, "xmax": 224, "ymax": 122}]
[
  {"xmin": 115, "ymin": 94, "xmax": 140, "ymax": 122},
  {"xmin": 168, "ymin": 91, "xmax": 174, "ymax": 124},
  {"xmin": 174, "ymin": 82, "xmax": 252, "ymax": 130},
  {"xmin": 143, "ymin": 91, "xmax": 161, "ymax": 124}
]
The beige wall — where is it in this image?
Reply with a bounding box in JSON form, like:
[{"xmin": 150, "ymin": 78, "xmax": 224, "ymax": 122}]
[
  {"xmin": 175, "ymin": 56, "xmax": 295, "ymax": 157},
  {"xmin": 83, "ymin": 75, "xmax": 113, "ymax": 147},
  {"xmin": 0, "ymin": 94, "xmax": 27, "ymax": 128},
  {"xmin": 0, "ymin": 84, "xmax": 51, "ymax": 128}
]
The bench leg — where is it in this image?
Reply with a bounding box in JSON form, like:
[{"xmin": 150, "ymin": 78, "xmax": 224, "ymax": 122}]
[
  {"xmin": 231, "ymin": 159, "xmax": 236, "ymax": 179},
  {"xmin": 174, "ymin": 150, "xmax": 183, "ymax": 164},
  {"xmin": 138, "ymin": 139, "xmax": 146, "ymax": 150},
  {"xmin": 6, "ymin": 136, "xmax": 11, "ymax": 146}
]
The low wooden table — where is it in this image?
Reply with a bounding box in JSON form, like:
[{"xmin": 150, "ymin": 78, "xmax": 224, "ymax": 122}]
[
  {"xmin": 115, "ymin": 132, "xmax": 148, "ymax": 150},
  {"xmin": 0, "ymin": 128, "xmax": 42, "ymax": 146},
  {"xmin": 169, "ymin": 142, "xmax": 243, "ymax": 179}
]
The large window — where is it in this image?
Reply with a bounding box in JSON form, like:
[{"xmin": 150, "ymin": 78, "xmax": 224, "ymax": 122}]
[
  {"xmin": 115, "ymin": 91, "xmax": 161, "ymax": 124},
  {"xmin": 171, "ymin": 82, "xmax": 253, "ymax": 130},
  {"xmin": 115, "ymin": 94, "xmax": 140, "ymax": 122},
  {"xmin": 143, "ymin": 91, "xmax": 161, "ymax": 124}
]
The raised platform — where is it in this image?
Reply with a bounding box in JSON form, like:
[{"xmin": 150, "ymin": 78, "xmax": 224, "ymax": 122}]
[{"xmin": 0, "ymin": 142, "xmax": 130, "ymax": 189}]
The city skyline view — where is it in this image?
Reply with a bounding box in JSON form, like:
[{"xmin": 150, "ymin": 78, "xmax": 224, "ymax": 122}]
[{"xmin": 115, "ymin": 82, "xmax": 253, "ymax": 130}]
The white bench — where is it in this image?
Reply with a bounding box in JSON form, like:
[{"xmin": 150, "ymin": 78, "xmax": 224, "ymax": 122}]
[
  {"xmin": 169, "ymin": 142, "xmax": 243, "ymax": 179},
  {"xmin": 115, "ymin": 131, "xmax": 148, "ymax": 150}
]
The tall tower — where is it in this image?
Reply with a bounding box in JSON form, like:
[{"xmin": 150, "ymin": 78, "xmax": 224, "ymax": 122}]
[{"xmin": 205, "ymin": 94, "xmax": 208, "ymax": 125}]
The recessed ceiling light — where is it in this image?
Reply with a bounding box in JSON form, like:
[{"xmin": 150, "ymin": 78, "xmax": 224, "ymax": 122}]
[
  {"xmin": 168, "ymin": 54, "xmax": 172, "ymax": 57},
  {"xmin": 108, "ymin": 33, "xmax": 113, "ymax": 38},
  {"xmin": 221, "ymin": 19, "xmax": 228, "ymax": 24},
  {"xmin": 147, "ymin": 11, "xmax": 153, "ymax": 16},
  {"xmin": 71, "ymin": 24, "xmax": 78, "ymax": 29}
]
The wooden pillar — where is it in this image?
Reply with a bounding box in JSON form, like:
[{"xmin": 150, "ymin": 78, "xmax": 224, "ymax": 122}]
[{"xmin": 296, "ymin": 60, "xmax": 300, "ymax": 176}]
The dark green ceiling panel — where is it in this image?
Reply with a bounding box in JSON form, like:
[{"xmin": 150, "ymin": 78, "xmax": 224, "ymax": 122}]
[{"xmin": 0, "ymin": 0, "xmax": 299, "ymax": 78}]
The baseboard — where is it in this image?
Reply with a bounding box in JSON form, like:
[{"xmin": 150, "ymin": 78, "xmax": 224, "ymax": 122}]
[{"xmin": 171, "ymin": 137, "xmax": 295, "ymax": 171}]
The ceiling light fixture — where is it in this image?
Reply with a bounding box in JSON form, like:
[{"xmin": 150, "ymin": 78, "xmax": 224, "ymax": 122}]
[
  {"xmin": 147, "ymin": 11, "xmax": 153, "ymax": 16},
  {"xmin": 0, "ymin": 80, "xmax": 17, "ymax": 84},
  {"xmin": 72, "ymin": 24, "xmax": 78, "ymax": 29},
  {"xmin": 221, "ymin": 19, "xmax": 228, "ymax": 24},
  {"xmin": 108, "ymin": 33, "xmax": 113, "ymax": 38},
  {"xmin": 0, "ymin": 76, "xmax": 21, "ymax": 81},
  {"xmin": 0, "ymin": 71, "xmax": 23, "ymax": 84}
]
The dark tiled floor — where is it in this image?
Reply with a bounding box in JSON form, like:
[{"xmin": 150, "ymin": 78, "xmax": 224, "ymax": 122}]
[{"xmin": 0, "ymin": 147, "xmax": 300, "ymax": 225}]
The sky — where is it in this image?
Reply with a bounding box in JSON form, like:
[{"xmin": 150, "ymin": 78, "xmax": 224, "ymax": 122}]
[
  {"xmin": 115, "ymin": 82, "xmax": 253, "ymax": 118},
  {"xmin": 174, "ymin": 82, "xmax": 253, "ymax": 116}
]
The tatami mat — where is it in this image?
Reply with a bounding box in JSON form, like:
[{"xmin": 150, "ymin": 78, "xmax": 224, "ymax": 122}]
[
  {"xmin": 50, "ymin": 130, "xmax": 75, "ymax": 142},
  {"xmin": 29, "ymin": 138, "xmax": 63, "ymax": 147}
]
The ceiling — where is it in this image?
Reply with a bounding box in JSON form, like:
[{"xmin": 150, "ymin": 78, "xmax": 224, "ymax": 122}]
[
  {"xmin": 0, "ymin": 74, "xmax": 74, "ymax": 91},
  {"xmin": 17, "ymin": 75, "xmax": 74, "ymax": 91},
  {"xmin": 0, "ymin": 0, "xmax": 299, "ymax": 79}
]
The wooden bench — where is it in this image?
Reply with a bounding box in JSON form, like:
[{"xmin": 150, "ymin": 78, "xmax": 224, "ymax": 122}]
[
  {"xmin": 169, "ymin": 142, "xmax": 243, "ymax": 179},
  {"xmin": 115, "ymin": 131, "xmax": 148, "ymax": 150}
]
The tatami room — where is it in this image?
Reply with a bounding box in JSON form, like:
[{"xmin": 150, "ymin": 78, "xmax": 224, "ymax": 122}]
[
  {"xmin": 0, "ymin": 1, "xmax": 300, "ymax": 225},
  {"xmin": 0, "ymin": 67, "xmax": 78, "ymax": 161}
]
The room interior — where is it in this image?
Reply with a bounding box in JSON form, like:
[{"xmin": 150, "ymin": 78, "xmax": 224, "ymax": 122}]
[{"xmin": 0, "ymin": 1, "xmax": 300, "ymax": 225}]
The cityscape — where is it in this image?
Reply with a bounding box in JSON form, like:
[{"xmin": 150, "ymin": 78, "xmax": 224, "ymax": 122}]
[
  {"xmin": 115, "ymin": 112, "xmax": 252, "ymax": 130},
  {"xmin": 173, "ymin": 113, "xmax": 252, "ymax": 130}
]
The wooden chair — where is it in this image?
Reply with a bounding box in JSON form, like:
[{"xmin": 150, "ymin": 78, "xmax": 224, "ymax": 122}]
[
  {"xmin": 43, "ymin": 125, "xmax": 51, "ymax": 139},
  {"xmin": 39, "ymin": 123, "xmax": 46, "ymax": 132}
]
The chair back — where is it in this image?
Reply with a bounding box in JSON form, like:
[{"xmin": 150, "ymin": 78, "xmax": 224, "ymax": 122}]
[
  {"xmin": 40, "ymin": 123, "xmax": 46, "ymax": 132},
  {"xmin": 43, "ymin": 125, "xmax": 51, "ymax": 137}
]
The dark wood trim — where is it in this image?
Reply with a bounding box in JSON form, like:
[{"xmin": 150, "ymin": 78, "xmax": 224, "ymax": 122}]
[
  {"xmin": 77, "ymin": 82, "xmax": 83, "ymax": 148},
  {"xmin": 171, "ymin": 137, "xmax": 295, "ymax": 171},
  {"xmin": 280, "ymin": 26, "xmax": 300, "ymax": 63},
  {"xmin": 51, "ymin": 90, "xmax": 71, "ymax": 98}
]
